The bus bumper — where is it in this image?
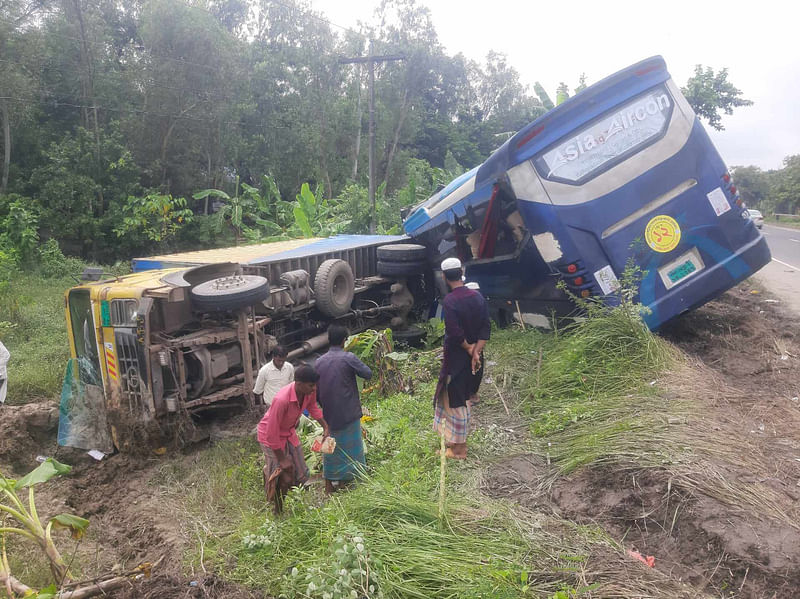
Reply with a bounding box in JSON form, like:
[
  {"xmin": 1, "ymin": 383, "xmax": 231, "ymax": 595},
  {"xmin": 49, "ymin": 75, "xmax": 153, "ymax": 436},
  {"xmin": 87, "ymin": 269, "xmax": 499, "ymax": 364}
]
[{"xmin": 643, "ymin": 233, "xmax": 771, "ymax": 330}]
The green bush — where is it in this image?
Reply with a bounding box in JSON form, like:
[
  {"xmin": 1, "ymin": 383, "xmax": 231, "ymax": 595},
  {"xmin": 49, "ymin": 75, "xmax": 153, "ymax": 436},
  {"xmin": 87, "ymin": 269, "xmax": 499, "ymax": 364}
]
[{"xmin": 38, "ymin": 239, "xmax": 86, "ymax": 279}]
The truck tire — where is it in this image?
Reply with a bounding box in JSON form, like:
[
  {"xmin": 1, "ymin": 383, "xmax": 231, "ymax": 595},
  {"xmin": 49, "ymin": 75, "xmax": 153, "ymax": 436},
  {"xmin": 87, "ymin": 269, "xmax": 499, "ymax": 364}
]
[
  {"xmin": 190, "ymin": 275, "xmax": 270, "ymax": 312},
  {"xmin": 314, "ymin": 259, "xmax": 355, "ymax": 318},
  {"xmin": 378, "ymin": 259, "xmax": 426, "ymax": 277},
  {"xmin": 377, "ymin": 243, "xmax": 427, "ymax": 262}
]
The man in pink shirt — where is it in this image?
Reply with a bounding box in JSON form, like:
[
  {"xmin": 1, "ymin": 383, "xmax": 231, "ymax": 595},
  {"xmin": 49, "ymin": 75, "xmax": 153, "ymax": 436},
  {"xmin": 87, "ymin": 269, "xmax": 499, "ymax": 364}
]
[{"xmin": 257, "ymin": 364, "xmax": 329, "ymax": 513}]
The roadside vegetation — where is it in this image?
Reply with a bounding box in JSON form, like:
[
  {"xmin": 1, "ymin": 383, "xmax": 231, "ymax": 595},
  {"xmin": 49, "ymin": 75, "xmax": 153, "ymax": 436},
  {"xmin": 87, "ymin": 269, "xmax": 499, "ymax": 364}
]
[{"xmin": 149, "ymin": 296, "xmax": 705, "ymax": 599}]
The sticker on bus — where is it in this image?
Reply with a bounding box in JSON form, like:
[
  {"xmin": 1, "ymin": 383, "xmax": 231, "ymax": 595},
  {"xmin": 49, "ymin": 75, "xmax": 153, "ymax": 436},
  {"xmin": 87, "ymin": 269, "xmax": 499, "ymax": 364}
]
[
  {"xmin": 594, "ymin": 265, "xmax": 620, "ymax": 295},
  {"xmin": 645, "ymin": 215, "xmax": 681, "ymax": 253},
  {"xmin": 706, "ymin": 187, "xmax": 731, "ymax": 217}
]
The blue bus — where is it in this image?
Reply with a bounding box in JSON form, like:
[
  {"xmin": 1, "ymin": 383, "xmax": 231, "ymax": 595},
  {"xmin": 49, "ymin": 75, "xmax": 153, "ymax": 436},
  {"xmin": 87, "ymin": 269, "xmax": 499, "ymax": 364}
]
[{"xmin": 402, "ymin": 56, "xmax": 770, "ymax": 329}]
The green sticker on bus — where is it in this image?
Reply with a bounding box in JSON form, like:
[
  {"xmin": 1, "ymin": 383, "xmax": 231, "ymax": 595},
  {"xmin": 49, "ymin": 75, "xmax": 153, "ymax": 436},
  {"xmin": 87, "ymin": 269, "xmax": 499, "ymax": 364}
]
[{"xmin": 100, "ymin": 300, "xmax": 111, "ymax": 327}]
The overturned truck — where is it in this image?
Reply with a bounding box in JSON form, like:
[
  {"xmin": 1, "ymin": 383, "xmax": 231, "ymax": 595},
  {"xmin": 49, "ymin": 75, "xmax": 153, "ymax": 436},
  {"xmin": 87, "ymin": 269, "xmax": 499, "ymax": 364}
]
[{"xmin": 59, "ymin": 236, "xmax": 429, "ymax": 452}]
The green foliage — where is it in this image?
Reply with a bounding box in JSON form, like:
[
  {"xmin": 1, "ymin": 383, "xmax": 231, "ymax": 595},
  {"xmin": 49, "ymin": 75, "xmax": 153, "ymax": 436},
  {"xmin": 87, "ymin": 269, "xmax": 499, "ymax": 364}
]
[
  {"xmin": 682, "ymin": 65, "xmax": 753, "ymax": 131},
  {"xmin": 420, "ymin": 318, "xmax": 445, "ymax": 350},
  {"xmin": 292, "ymin": 182, "xmax": 349, "ymax": 237},
  {"xmin": 534, "ymin": 82, "xmax": 555, "ymax": 110},
  {"xmin": 0, "ymin": 195, "xmax": 39, "ymax": 262},
  {"xmin": 0, "ymin": 271, "xmax": 73, "ymax": 404},
  {"xmin": 767, "ymin": 155, "xmax": 800, "ymax": 216},
  {"xmin": 0, "ymin": 458, "xmax": 87, "ymax": 587},
  {"xmin": 37, "ymin": 239, "xmax": 86, "ymax": 279},
  {"xmin": 115, "ymin": 193, "xmax": 193, "ymax": 243},
  {"xmin": 731, "ymin": 165, "xmax": 770, "ymax": 211},
  {"xmin": 282, "ymin": 532, "xmax": 386, "ymax": 599}
]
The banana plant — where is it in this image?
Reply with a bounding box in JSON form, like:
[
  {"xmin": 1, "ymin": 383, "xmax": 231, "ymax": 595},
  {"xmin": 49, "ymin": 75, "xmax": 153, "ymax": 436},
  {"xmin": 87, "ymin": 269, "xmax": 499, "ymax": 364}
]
[{"xmin": 0, "ymin": 458, "xmax": 89, "ymax": 586}]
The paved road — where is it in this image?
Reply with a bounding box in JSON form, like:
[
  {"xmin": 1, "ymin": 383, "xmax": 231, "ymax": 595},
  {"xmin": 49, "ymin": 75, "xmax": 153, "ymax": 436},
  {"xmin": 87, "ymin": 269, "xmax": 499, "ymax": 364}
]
[{"xmin": 754, "ymin": 224, "xmax": 800, "ymax": 314}]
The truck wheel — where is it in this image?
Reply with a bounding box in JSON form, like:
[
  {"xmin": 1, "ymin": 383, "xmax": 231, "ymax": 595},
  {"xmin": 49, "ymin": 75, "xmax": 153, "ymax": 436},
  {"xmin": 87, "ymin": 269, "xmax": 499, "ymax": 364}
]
[
  {"xmin": 377, "ymin": 243, "xmax": 427, "ymax": 262},
  {"xmin": 314, "ymin": 259, "xmax": 355, "ymax": 318},
  {"xmin": 190, "ymin": 275, "xmax": 270, "ymax": 312},
  {"xmin": 378, "ymin": 260, "xmax": 426, "ymax": 277}
]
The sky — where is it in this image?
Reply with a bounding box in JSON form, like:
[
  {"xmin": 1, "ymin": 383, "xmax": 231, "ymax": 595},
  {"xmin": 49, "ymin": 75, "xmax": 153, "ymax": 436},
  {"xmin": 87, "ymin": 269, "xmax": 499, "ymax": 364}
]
[{"xmin": 311, "ymin": 0, "xmax": 799, "ymax": 171}]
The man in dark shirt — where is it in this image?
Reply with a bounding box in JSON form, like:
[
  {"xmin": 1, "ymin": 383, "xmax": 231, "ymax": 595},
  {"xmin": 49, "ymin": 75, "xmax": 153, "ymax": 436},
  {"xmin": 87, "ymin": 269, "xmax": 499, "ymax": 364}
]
[
  {"xmin": 433, "ymin": 257, "xmax": 490, "ymax": 459},
  {"xmin": 315, "ymin": 324, "xmax": 373, "ymax": 493}
]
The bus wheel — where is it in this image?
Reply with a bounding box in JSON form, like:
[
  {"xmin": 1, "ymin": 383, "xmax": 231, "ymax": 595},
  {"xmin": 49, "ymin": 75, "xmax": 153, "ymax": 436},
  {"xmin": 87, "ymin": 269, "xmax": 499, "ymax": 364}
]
[
  {"xmin": 377, "ymin": 259, "xmax": 426, "ymax": 277},
  {"xmin": 377, "ymin": 243, "xmax": 427, "ymax": 262},
  {"xmin": 314, "ymin": 259, "xmax": 355, "ymax": 318},
  {"xmin": 190, "ymin": 275, "xmax": 270, "ymax": 312}
]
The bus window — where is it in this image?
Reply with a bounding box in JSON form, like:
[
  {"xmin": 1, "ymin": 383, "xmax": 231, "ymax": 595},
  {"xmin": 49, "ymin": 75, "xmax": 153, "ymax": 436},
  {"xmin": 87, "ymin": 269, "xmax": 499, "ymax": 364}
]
[{"xmin": 534, "ymin": 85, "xmax": 673, "ymax": 185}]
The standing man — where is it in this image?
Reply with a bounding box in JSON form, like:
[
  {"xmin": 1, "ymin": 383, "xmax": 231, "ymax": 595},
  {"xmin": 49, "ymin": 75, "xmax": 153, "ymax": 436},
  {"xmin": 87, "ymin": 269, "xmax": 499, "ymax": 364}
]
[
  {"xmin": 253, "ymin": 345, "xmax": 294, "ymax": 406},
  {"xmin": 257, "ymin": 364, "xmax": 329, "ymax": 513},
  {"xmin": 315, "ymin": 324, "xmax": 372, "ymax": 494},
  {"xmin": 434, "ymin": 258, "xmax": 490, "ymax": 459}
]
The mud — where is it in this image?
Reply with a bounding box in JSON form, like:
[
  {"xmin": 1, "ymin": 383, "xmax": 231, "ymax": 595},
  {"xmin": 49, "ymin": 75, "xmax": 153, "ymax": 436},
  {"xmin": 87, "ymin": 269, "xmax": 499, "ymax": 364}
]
[{"xmin": 484, "ymin": 285, "xmax": 800, "ymax": 598}]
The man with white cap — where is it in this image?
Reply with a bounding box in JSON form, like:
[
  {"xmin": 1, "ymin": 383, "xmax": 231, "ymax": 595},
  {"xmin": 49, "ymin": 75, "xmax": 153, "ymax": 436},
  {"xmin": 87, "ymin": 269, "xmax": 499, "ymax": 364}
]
[{"xmin": 433, "ymin": 257, "xmax": 490, "ymax": 459}]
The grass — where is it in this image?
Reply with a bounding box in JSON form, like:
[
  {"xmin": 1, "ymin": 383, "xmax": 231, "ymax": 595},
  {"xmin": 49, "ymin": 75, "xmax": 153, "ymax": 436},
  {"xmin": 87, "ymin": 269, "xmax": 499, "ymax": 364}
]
[
  {"xmin": 0, "ymin": 271, "xmax": 74, "ymax": 404},
  {"xmin": 490, "ymin": 308, "xmax": 682, "ymax": 482},
  {"xmin": 154, "ymin": 337, "xmax": 698, "ymax": 598},
  {"xmin": 765, "ymin": 215, "xmax": 800, "ymax": 229}
]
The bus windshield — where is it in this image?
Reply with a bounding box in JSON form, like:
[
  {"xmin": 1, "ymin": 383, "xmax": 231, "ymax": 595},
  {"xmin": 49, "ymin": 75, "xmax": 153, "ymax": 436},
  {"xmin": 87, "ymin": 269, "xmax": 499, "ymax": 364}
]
[{"xmin": 535, "ymin": 85, "xmax": 673, "ymax": 184}]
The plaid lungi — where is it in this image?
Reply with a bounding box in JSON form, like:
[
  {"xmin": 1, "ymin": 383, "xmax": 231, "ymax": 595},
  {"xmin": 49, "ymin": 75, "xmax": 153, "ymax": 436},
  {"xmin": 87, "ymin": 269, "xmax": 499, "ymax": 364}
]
[
  {"xmin": 433, "ymin": 388, "xmax": 471, "ymax": 444},
  {"xmin": 323, "ymin": 418, "xmax": 366, "ymax": 481},
  {"xmin": 262, "ymin": 441, "xmax": 310, "ymax": 488}
]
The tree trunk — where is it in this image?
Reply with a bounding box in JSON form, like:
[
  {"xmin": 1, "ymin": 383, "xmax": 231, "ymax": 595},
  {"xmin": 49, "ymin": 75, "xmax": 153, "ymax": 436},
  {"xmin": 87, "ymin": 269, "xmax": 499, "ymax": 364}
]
[
  {"xmin": 160, "ymin": 102, "xmax": 197, "ymax": 189},
  {"xmin": 1, "ymin": 98, "xmax": 10, "ymax": 195},
  {"xmin": 352, "ymin": 65, "xmax": 363, "ymax": 180},
  {"xmin": 315, "ymin": 78, "xmax": 333, "ymax": 199},
  {"xmin": 383, "ymin": 87, "xmax": 409, "ymax": 191}
]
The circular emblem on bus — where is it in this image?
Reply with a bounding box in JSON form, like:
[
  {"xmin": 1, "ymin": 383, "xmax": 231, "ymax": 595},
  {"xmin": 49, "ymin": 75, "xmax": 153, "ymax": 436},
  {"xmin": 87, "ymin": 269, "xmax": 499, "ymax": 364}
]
[{"xmin": 645, "ymin": 215, "xmax": 681, "ymax": 253}]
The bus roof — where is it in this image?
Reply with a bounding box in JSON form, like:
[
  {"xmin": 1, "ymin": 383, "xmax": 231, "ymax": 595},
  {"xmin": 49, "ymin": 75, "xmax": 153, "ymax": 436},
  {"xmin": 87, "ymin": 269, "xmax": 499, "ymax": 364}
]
[{"xmin": 477, "ymin": 55, "xmax": 669, "ymax": 184}]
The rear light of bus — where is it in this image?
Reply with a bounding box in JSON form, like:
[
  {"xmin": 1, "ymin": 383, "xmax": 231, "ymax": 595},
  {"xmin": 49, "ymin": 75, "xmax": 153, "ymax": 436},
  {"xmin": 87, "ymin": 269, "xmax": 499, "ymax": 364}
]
[
  {"xmin": 566, "ymin": 263, "xmax": 578, "ymax": 274},
  {"xmin": 580, "ymin": 289, "xmax": 591, "ymax": 298},
  {"xmin": 729, "ymin": 185, "xmax": 737, "ymax": 195},
  {"xmin": 722, "ymin": 173, "xmax": 731, "ymax": 183},
  {"xmin": 516, "ymin": 124, "xmax": 545, "ymax": 149},
  {"xmin": 736, "ymin": 198, "xmax": 744, "ymax": 207},
  {"xmin": 573, "ymin": 276, "xmax": 584, "ymax": 285}
]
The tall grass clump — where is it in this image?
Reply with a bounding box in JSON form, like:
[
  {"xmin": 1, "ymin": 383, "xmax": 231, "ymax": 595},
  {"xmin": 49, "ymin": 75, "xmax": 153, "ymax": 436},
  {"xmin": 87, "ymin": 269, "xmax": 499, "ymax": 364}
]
[{"xmin": 491, "ymin": 271, "xmax": 684, "ymax": 480}]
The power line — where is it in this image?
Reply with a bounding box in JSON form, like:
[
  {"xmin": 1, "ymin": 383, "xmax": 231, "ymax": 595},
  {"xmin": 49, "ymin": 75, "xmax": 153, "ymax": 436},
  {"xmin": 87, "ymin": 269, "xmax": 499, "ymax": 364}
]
[{"xmin": 0, "ymin": 93, "xmax": 288, "ymax": 130}]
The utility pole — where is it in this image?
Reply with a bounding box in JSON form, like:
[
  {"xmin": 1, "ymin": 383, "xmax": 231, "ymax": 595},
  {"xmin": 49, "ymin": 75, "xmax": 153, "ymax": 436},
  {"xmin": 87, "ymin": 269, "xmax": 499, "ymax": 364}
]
[{"xmin": 340, "ymin": 42, "xmax": 404, "ymax": 234}]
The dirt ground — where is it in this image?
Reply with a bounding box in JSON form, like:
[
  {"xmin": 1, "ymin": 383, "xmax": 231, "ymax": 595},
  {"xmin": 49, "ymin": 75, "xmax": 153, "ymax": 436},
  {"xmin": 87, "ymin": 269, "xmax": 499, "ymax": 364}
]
[
  {"xmin": 486, "ymin": 283, "xmax": 800, "ymax": 598},
  {"xmin": 1, "ymin": 282, "xmax": 798, "ymax": 597}
]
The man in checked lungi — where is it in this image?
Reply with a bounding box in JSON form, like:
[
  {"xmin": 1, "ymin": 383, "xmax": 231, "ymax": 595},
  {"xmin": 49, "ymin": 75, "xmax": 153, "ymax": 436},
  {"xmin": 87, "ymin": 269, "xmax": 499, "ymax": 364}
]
[
  {"xmin": 315, "ymin": 324, "xmax": 373, "ymax": 494},
  {"xmin": 434, "ymin": 257, "xmax": 490, "ymax": 459},
  {"xmin": 257, "ymin": 364, "xmax": 330, "ymax": 513}
]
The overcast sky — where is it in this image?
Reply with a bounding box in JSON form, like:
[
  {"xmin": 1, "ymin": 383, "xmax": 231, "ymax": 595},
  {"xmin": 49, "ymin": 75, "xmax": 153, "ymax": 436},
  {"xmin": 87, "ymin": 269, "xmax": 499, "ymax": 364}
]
[{"xmin": 312, "ymin": 0, "xmax": 797, "ymax": 171}]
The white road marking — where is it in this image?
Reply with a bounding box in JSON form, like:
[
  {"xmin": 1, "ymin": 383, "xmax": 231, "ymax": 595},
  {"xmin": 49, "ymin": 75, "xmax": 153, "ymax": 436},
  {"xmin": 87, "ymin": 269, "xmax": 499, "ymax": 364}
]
[
  {"xmin": 791, "ymin": 238, "xmax": 800, "ymax": 243},
  {"xmin": 773, "ymin": 258, "xmax": 800, "ymax": 271}
]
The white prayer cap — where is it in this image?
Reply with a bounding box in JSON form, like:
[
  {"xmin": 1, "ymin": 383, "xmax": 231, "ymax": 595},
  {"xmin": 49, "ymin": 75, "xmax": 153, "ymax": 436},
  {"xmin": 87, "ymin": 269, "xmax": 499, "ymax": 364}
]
[
  {"xmin": 465, "ymin": 282, "xmax": 480, "ymax": 290},
  {"xmin": 440, "ymin": 257, "xmax": 462, "ymax": 271}
]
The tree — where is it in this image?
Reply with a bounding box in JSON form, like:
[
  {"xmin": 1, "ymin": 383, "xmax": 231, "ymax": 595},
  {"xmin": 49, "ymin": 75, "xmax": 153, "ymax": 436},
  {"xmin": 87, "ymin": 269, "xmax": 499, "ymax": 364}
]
[
  {"xmin": 768, "ymin": 155, "xmax": 800, "ymax": 215},
  {"xmin": 682, "ymin": 65, "xmax": 753, "ymax": 131},
  {"xmin": 731, "ymin": 165, "xmax": 769, "ymax": 210}
]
